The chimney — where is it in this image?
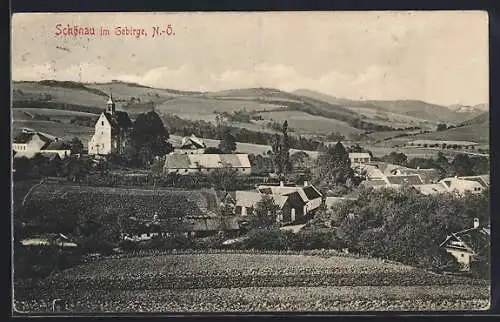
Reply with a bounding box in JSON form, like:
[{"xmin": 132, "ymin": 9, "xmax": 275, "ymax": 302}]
[
  {"xmin": 473, "ymin": 218, "xmax": 479, "ymax": 229},
  {"xmin": 304, "ymin": 181, "xmax": 309, "ymax": 187},
  {"xmin": 280, "ymin": 181, "xmax": 284, "ymax": 187}
]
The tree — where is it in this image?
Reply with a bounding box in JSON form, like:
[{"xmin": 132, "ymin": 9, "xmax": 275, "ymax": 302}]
[
  {"xmin": 204, "ymin": 147, "xmax": 223, "ymax": 154},
  {"xmin": 69, "ymin": 137, "xmax": 84, "ymax": 154},
  {"xmin": 381, "ymin": 151, "xmax": 408, "ymax": 166},
  {"xmin": 280, "ymin": 120, "xmax": 292, "ymax": 175},
  {"xmin": 218, "ymin": 129, "xmax": 237, "ymax": 154},
  {"xmin": 436, "ymin": 123, "xmax": 448, "ymax": 131},
  {"xmin": 313, "ymin": 141, "xmax": 354, "ymax": 188},
  {"xmin": 451, "ymin": 154, "xmax": 474, "ymax": 176},
  {"xmin": 248, "ymin": 194, "xmax": 280, "ymax": 230},
  {"xmin": 130, "ymin": 111, "xmax": 173, "ymax": 166}
]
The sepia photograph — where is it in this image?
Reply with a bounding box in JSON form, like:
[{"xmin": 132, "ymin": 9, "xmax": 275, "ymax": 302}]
[{"xmin": 11, "ymin": 11, "xmax": 490, "ymax": 314}]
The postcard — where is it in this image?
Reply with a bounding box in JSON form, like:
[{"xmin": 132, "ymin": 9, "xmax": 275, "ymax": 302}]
[{"xmin": 11, "ymin": 11, "xmax": 490, "ymax": 314}]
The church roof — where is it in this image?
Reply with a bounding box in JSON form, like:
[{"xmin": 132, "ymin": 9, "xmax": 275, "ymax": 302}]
[{"xmin": 103, "ymin": 111, "xmax": 132, "ymax": 129}]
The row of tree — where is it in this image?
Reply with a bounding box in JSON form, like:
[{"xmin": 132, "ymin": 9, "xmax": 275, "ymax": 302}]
[{"xmin": 380, "ymin": 151, "xmax": 489, "ymax": 176}]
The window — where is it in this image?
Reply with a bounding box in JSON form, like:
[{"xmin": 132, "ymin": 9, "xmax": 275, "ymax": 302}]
[
  {"xmin": 101, "ymin": 121, "xmax": 104, "ymax": 126},
  {"xmin": 461, "ymin": 254, "xmax": 464, "ymax": 257},
  {"xmin": 185, "ymin": 169, "xmax": 188, "ymax": 173}
]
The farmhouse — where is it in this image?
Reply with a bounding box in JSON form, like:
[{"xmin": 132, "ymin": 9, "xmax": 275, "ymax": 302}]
[
  {"xmin": 12, "ymin": 129, "xmax": 71, "ymax": 159},
  {"xmin": 231, "ymin": 190, "xmax": 306, "ymax": 224},
  {"xmin": 88, "ymin": 93, "xmax": 133, "ymax": 155},
  {"xmin": 412, "ymin": 177, "xmax": 486, "ymax": 196},
  {"xmin": 440, "ymin": 218, "xmax": 490, "ymax": 272},
  {"xmin": 360, "ymin": 174, "xmax": 424, "ymax": 190},
  {"xmin": 407, "ymin": 140, "xmax": 478, "ymax": 150},
  {"xmin": 171, "ymin": 134, "xmax": 206, "ymax": 154},
  {"xmin": 121, "ymin": 215, "xmax": 242, "ymax": 240},
  {"xmin": 439, "ymin": 177, "xmax": 485, "ymax": 195},
  {"xmin": 163, "ymin": 154, "xmax": 251, "ymax": 175},
  {"xmin": 349, "ymin": 152, "xmax": 371, "ymax": 165},
  {"xmin": 20, "ymin": 233, "xmax": 78, "ymax": 248},
  {"xmin": 458, "ymin": 175, "xmax": 490, "ymax": 189},
  {"xmin": 257, "ymin": 181, "xmax": 324, "ymax": 215}
]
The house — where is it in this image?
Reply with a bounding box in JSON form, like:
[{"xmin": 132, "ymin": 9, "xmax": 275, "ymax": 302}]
[
  {"xmin": 20, "ymin": 233, "xmax": 78, "ymax": 248},
  {"xmin": 88, "ymin": 93, "xmax": 133, "ymax": 155},
  {"xmin": 360, "ymin": 174, "xmax": 423, "ymax": 190},
  {"xmin": 163, "ymin": 154, "xmax": 251, "ymax": 175},
  {"xmin": 440, "ymin": 218, "xmax": 490, "ymax": 272},
  {"xmin": 385, "ymin": 174, "xmax": 424, "ymax": 186},
  {"xmin": 257, "ymin": 181, "xmax": 324, "ymax": 215},
  {"xmin": 231, "ymin": 190, "xmax": 307, "ymax": 224},
  {"xmin": 439, "ymin": 177, "xmax": 485, "ymax": 195},
  {"xmin": 411, "ymin": 183, "xmax": 450, "ymax": 195},
  {"xmin": 171, "ymin": 134, "xmax": 206, "ymax": 154},
  {"xmin": 349, "ymin": 152, "xmax": 371, "ymax": 165},
  {"xmin": 352, "ymin": 164, "xmax": 386, "ymax": 180},
  {"xmin": 40, "ymin": 140, "xmax": 72, "ymax": 158},
  {"xmin": 121, "ymin": 215, "xmax": 242, "ymax": 240},
  {"xmin": 12, "ymin": 129, "xmax": 71, "ymax": 159},
  {"xmin": 379, "ymin": 163, "xmax": 443, "ymax": 184},
  {"xmin": 458, "ymin": 175, "xmax": 490, "ymax": 189}
]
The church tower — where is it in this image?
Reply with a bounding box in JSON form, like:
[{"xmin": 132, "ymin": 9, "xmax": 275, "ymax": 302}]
[{"xmin": 106, "ymin": 91, "xmax": 115, "ymax": 115}]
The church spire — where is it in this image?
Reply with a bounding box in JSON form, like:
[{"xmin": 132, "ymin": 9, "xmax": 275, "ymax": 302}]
[{"xmin": 106, "ymin": 89, "xmax": 115, "ymax": 114}]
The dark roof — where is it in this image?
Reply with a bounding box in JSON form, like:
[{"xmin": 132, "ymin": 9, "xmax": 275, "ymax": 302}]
[
  {"xmin": 386, "ymin": 175, "xmax": 423, "ymax": 185},
  {"xmin": 303, "ymin": 186, "xmax": 322, "ymax": 200},
  {"xmin": 14, "ymin": 131, "xmax": 54, "ymax": 144},
  {"xmin": 441, "ymin": 226, "xmax": 490, "ymax": 256},
  {"xmin": 43, "ymin": 140, "xmax": 71, "ymax": 150},
  {"xmin": 103, "ymin": 111, "xmax": 132, "ymax": 129}
]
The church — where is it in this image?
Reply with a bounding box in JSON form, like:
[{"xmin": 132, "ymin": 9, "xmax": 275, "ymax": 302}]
[{"xmin": 88, "ymin": 93, "xmax": 133, "ymax": 155}]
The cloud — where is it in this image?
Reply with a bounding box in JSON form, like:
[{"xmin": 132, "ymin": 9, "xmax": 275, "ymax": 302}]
[{"xmin": 11, "ymin": 61, "xmax": 485, "ymax": 105}]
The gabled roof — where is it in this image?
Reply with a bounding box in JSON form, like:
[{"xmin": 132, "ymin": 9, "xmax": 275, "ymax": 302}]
[
  {"xmin": 256, "ymin": 184, "xmax": 322, "ymax": 204},
  {"xmin": 349, "ymin": 152, "xmax": 371, "ymax": 159},
  {"xmin": 164, "ymin": 154, "xmax": 251, "ymax": 169},
  {"xmin": 43, "ymin": 140, "xmax": 71, "ymax": 150},
  {"xmin": 439, "ymin": 177, "xmax": 484, "ymax": 192},
  {"xmin": 440, "ymin": 226, "xmax": 490, "ymax": 255},
  {"xmin": 13, "ymin": 130, "xmax": 55, "ymax": 145},
  {"xmin": 459, "ymin": 175, "xmax": 490, "ymax": 188},
  {"xmin": 386, "ymin": 174, "xmax": 423, "ymax": 185},
  {"xmin": 234, "ymin": 191, "xmax": 289, "ymax": 209},
  {"xmin": 103, "ymin": 111, "xmax": 132, "ymax": 129},
  {"xmin": 412, "ymin": 183, "xmax": 449, "ymax": 195}
]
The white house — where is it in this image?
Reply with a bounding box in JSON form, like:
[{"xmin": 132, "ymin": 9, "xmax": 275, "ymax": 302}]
[
  {"xmin": 163, "ymin": 153, "xmax": 252, "ymax": 175},
  {"xmin": 257, "ymin": 181, "xmax": 324, "ymax": 215},
  {"xmin": 440, "ymin": 218, "xmax": 490, "ymax": 272},
  {"xmin": 12, "ymin": 129, "xmax": 71, "ymax": 159},
  {"xmin": 349, "ymin": 152, "xmax": 371, "ymax": 165},
  {"xmin": 88, "ymin": 93, "xmax": 133, "ymax": 155},
  {"xmin": 171, "ymin": 134, "xmax": 206, "ymax": 154},
  {"xmin": 439, "ymin": 177, "xmax": 485, "ymax": 195}
]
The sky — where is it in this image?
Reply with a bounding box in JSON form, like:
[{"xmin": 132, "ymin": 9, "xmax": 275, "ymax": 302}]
[{"xmin": 12, "ymin": 11, "xmax": 488, "ymax": 106}]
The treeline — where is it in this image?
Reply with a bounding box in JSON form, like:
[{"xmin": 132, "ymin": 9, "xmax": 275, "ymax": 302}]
[
  {"xmin": 12, "ymin": 100, "xmax": 103, "ymax": 114},
  {"xmin": 162, "ymin": 113, "xmax": 326, "ymax": 151},
  {"xmin": 380, "ymin": 151, "xmax": 490, "ymax": 176}
]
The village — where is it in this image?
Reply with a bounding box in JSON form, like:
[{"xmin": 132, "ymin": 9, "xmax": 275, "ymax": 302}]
[{"xmin": 12, "ymin": 93, "xmax": 490, "ymax": 278}]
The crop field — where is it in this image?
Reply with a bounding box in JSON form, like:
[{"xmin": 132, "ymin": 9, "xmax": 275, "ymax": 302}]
[
  {"xmin": 12, "ymin": 120, "xmax": 94, "ymax": 142},
  {"xmin": 20, "ymin": 183, "xmax": 219, "ymax": 220},
  {"xmin": 156, "ymin": 97, "xmax": 279, "ymax": 122},
  {"xmin": 13, "ymin": 82, "xmax": 107, "ymax": 107},
  {"xmin": 14, "ymin": 108, "xmax": 98, "ymax": 118},
  {"xmin": 258, "ymin": 110, "xmax": 362, "ymax": 136},
  {"xmin": 14, "ymin": 253, "xmax": 490, "ymax": 312}
]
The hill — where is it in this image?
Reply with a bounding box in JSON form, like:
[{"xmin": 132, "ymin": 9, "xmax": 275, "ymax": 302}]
[
  {"xmin": 460, "ymin": 111, "xmax": 489, "ymax": 126},
  {"xmin": 294, "ymin": 89, "xmax": 482, "ymax": 125}
]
